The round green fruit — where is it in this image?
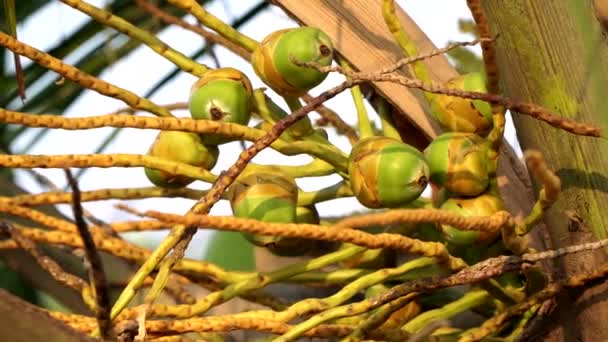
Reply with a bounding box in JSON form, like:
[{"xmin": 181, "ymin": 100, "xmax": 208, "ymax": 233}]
[
  {"xmin": 439, "ymin": 193, "xmax": 504, "ymax": 245},
  {"xmin": 189, "ymin": 67, "xmax": 253, "ymax": 144},
  {"xmin": 144, "ymin": 131, "xmax": 218, "ymax": 188},
  {"xmin": 349, "ymin": 136, "xmax": 429, "ymax": 208},
  {"xmin": 228, "ymin": 169, "xmax": 309, "ymax": 256},
  {"xmin": 424, "ymin": 132, "xmax": 489, "ymax": 197},
  {"xmin": 431, "ymin": 72, "xmax": 493, "ymax": 135},
  {"xmin": 252, "ymin": 27, "xmax": 334, "ymax": 96}
]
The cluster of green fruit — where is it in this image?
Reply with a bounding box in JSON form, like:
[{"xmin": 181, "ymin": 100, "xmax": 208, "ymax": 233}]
[
  {"xmin": 142, "ymin": 25, "xmax": 501, "ymax": 260},
  {"xmin": 348, "ymin": 72, "xmax": 501, "ymax": 259},
  {"xmin": 142, "ymin": 27, "xmax": 333, "ymax": 254}
]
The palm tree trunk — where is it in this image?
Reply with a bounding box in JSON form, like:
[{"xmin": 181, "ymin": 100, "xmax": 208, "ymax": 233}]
[{"xmin": 483, "ymin": 1, "xmax": 608, "ymax": 340}]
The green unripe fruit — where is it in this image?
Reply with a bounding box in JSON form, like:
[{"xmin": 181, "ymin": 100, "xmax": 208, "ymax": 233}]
[
  {"xmin": 144, "ymin": 131, "xmax": 218, "ymax": 188},
  {"xmin": 424, "ymin": 132, "xmax": 489, "ymax": 197},
  {"xmin": 228, "ymin": 169, "xmax": 308, "ymax": 256},
  {"xmin": 439, "ymin": 193, "xmax": 504, "ymax": 245},
  {"xmin": 252, "ymin": 27, "xmax": 334, "ymax": 96},
  {"xmin": 349, "ymin": 136, "xmax": 430, "ymax": 208},
  {"xmin": 431, "ymin": 72, "xmax": 493, "ymax": 134},
  {"xmin": 189, "ymin": 67, "xmax": 253, "ymax": 145}
]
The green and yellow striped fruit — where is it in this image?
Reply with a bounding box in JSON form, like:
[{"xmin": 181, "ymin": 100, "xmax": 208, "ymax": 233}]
[
  {"xmin": 189, "ymin": 67, "xmax": 253, "ymax": 144},
  {"xmin": 228, "ymin": 169, "xmax": 309, "ymax": 256},
  {"xmin": 431, "ymin": 72, "xmax": 493, "ymax": 134},
  {"xmin": 144, "ymin": 131, "xmax": 218, "ymax": 188},
  {"xmin": 424, "ymin": 132, "xmax": 490, "ymax": 197},
  {"xmin": 349, "ymin": 136, "xmax": 429, "ymax": 208},
  {"xmin": 439, "ymin": 193, "xmax": 504, "ymax": 245},
  {"xmin": 252, "ymin": 27, "xmax": 334, "ymax": 96}
]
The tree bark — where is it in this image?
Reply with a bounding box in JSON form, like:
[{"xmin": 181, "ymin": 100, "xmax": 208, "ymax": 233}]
[
  {"xmin": 483, "ymin": 1, "xmax": 608, "ymax": 341},
  {"xmin": 0, "ymin": 288, "xmax": 94, "ymax": 342}
]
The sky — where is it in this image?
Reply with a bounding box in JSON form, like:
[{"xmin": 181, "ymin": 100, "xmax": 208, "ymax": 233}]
[{"xmin": 8, "ymin": 0, "xmax": 522, "ymax": 259}]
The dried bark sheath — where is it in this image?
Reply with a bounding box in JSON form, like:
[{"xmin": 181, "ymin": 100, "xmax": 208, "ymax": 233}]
[
  {"xmin": 0, "ymin": 288, "xmax": 94, "ymax": 342},
  {"xmin": 483, "ymin": 1, "xmax": 608, "ymax": 341}
]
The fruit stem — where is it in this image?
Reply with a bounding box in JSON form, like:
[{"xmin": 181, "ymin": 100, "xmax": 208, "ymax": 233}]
[
  {"xmin": 247, "ymin": 159, "xmax": 336, "ymax": 179},
  {"xmin": 166, "ymin": 0, "xmax": 260, "ymax": 53},
  {"xmin": 258, "ymin": 91, "xmax": 316, "ymax": 139},
  {"xmin": 382, "ymin": 0, "xmax": 433, "ymax": 97},
  {"xmin": 285, "ymin": 95, "xmax": 304, "ymax": 113},
  {"xmin": 401, "ymin": 289, "xmax": 490, "ymax": 334},
  {"xmin": 339, "ymin": 58, "xmax": 374, "ymax": 139},
  {"xmin": 504, "ymin": 304, "xmax": 540, "ymax": 341},
  {"xmin": 60, "ymin": 0, "xmax": 209, "ymax": 77},
  {"xmin": 184, "ymin": 246, "xmax": 368, "ymax": 317},
  {"xmin": 373, "ymin": 96, "xmax": 403, "ymax": 141},
  {"xmin": 285, "ymin": 96, "xmax": 335, "ymax": 146},
  {"xmin": 251, "ymin": 90, "xmax": 350, "ymax": 175}
]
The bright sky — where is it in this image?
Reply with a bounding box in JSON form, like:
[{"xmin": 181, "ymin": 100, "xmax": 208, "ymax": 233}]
[{"xmin": 10, "ymin": 0, "xmax": 522, "ymax": 258}]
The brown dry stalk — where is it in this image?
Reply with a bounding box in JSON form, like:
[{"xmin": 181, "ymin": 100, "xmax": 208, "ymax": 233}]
[
  {"xmin": 64, "ymin": 170, "xmax": 112, "ymax": 339},
  {"xmin": 380, "ymin": 38, "xmax": 491, "ymax": 75},
  {"xmin": 114, "ymin": 203, "xmax": 147, "ymax": 218},
  {"xmin": 0, "ymin": 32, "xmax": 173, "ymax": 117},
  {"xmin": 145, "ymin": 210, "xmax": 465, "ymax": 269},
  {"xmin": 134, "ymin": 0, "xmax": 250, "ymax": 60},
  {"xmin": 0, "ymin": 153, "xmax": 216, "ymax": 183},
  {"xmin": 0, "ymin": 221, "xmax": 87, "ymax": 292},
  {"xmin": 466, "ymin": 0, "xmax": 500, "ymax": 95},
  {"xmin": 311, "ymin": 38, "xmax": 489, "ymax": 77}
]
